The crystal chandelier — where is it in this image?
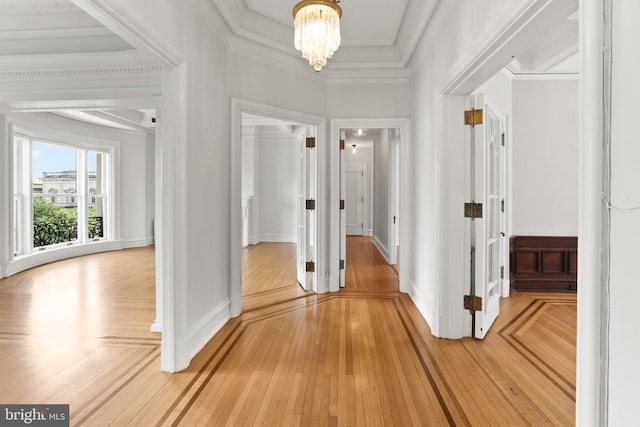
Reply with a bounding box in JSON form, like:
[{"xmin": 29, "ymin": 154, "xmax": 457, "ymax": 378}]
[{"xmin": 292, "ymin": 0, "xmax": 342, "ymax": 71}]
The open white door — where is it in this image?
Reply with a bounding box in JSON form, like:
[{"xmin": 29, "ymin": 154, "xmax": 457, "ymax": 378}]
[
  {"xmin": 469, "ymin": 93, "xmax": 506, "ymax": 339},
  {"xmin": 339, "ymin": 131, "xmax": 346, "ymax": 287},
  {"xmin": 296, "ymin": 127, "xmax": 316, "ymax": 291}
]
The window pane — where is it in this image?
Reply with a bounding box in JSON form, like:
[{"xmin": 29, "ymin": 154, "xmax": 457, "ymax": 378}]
[
  {"xmin": 89, "ymin": 196, "xmax": 104, "ymax": 239},
  {"xmin": 88, "ymin": 151, "xmax": 106, "ymax": 240},
  {"xmin": 32, "ymin": 142, "xmax": 78, "ymax": 247}
]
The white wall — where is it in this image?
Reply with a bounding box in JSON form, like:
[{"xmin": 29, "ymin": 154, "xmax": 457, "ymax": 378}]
[
  {"xmin": 373, "ymin": 129, "xmax": 390, "ymax": 258},
  {"xmin": 512, "ymin": 78, "xmax": 579, "ymax": 236},
  {"xmin": 228, "ymin": 54, "xmax": 327, "ymax": 119},
  {"xmin": 98, "ymin": 0, "xmax": 232, "ymax": 370},
  {"xmin": 473, "ymin": 71, "xmax": 580, "ymax": 238},
  {"xmin": 473, "ymin": 70, "xmax": 513, "ymax": 115},
  {"xmin": 607, "ymin": 1, "xmax": 640, "ymax": 423},
  {"xmin": 257, "ymin": 131, "xmax": 297, "ymax": 243},
  {"xmin": 144, "ymin": 133, "xmax": 155, "ymax": 241},
  {"xmin": 327, "ymin": 82, "xmax": 411, "ymax": 118}
]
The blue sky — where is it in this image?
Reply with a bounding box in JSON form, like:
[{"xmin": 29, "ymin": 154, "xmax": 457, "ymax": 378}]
[{"xmin": 32, "ymin": 142, "xmax": 97, "ymax": 179}]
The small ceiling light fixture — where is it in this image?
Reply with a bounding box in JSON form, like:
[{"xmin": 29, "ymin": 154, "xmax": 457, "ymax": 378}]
[
  {"xmin": 293, "ymin": 0, "xmax": 342, "ymax": 71},
  {"xmin": 352, "ymin": 144, "xmax": 357, "ymax": 154},
  {"xmin": 354, "ymin": 128, "xmax": 367, "ymax": 137}
]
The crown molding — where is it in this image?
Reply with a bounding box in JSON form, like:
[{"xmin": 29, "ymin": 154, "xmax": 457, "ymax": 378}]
[
  {"xmin": 0, "ymin": 92, "xmax": 160, "ymax": 113},
  {"xmin": 212, "ymin": 0, "xmax": 436, "ymax": 74},
  {"xmin": 228, "ymin": 34, "xmax": 410, "ymax": 84},
  {"xmin": 0, "ymin": 0, "xmax": 79, "ymax": 14},
  {"xmin": 511, "ymin": 72, "xmax": 579, "ymax": 81},
  {"xmin": 0, "ymin": 49, "xmax": 162, "ymax": 83},
  {"xmin": 0, "ymin": 26, "xmax": 117, "ymax": 41},
  {"xmin": 0, "ymin": 63, "xmax": 162, "ymax": 81},
  {"xmin": 0, "ymin": 49, "xmax": 157, "ymax": 68},
  {"xmin": 71, "ymin": 0, "xmax": 184, "ymax": 67},
  {"xmin": 395, "ymin": 0, "xmax": 440, "ymax": 67}
]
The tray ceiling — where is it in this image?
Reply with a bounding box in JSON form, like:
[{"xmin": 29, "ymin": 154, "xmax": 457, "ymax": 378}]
[{"xmin": 213, "ymin": 0, "xmax": 439, "ymax": 70}]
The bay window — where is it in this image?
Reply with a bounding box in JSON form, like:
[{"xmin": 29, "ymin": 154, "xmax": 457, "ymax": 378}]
[{"xmin": 13, "ymin": 132, "xmax": 112, "ymax": 256}]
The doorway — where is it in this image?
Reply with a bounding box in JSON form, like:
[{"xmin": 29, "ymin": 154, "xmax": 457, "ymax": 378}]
[
  {"xmin": 230, "ymin": 99, "xmax": 326, "ymax": 315},
  {"xmin": 337, "ymin": 126, "xmax": 403, "ymax": 291},
  {"xmin": 239, "ymin": 112, "xmax": 315, "ymax": 310},
  {"xmin": 345, "ymin": 163, "xmax": 366, "ymax": 236}
]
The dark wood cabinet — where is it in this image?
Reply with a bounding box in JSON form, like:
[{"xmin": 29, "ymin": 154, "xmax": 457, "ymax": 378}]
[{"xmin": 510, "ymin": 236, "xmax": 577, "ymax": 293}]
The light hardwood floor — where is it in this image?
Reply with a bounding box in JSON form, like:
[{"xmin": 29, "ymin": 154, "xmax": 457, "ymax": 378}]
[
  {"xmin": 241, "ymin": 242, "xmax": 311, "ymax": 312},
  {"xmin": 0, "ymin": 241, "xmax": 576, "ymax": 426}
]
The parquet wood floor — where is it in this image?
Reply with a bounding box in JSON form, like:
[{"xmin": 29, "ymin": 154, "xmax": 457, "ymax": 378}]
[{"xmin": 0, "ymin": 242, "xmax": 576, "ymax": 426}]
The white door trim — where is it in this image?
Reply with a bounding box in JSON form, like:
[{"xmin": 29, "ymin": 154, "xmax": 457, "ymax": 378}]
[{"xmin": 578, "ymin": 1, "xmax": 606, "ymax": 424}]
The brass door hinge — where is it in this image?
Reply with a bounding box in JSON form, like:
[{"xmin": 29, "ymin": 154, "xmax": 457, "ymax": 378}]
[
  {"xmin": 464, "ymin": 109, "xmax": 483, "ymax": 127},
  {"xmin": 340, "ymin": 200, "xmax": 345, "ymax": 210},
  {"xmin": 464, "ymin": 295, "xmax": 482, "ymax": 312},
  {"xmin": 306, "ymin": 199, "xmax": 316, "ymax": 210},
  {"xmin": 340, "ymin": 139, "xmax": 345, "ymax": 150},
  {"xmin": 464, "ymin": 202, "xmax": 483, "ymax": 219},
  {"xmin": 306, "ymin": 137, "xmax": 316, "ymax": 148},
  {"xmin": 306, "ymin": 261, "xmax": 315, "ymax": 272}
]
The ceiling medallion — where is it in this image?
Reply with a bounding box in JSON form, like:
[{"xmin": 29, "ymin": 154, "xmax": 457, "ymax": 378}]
[{"xmin": 292, "ymin": 0, "xmax": 342, "ymax": 71}]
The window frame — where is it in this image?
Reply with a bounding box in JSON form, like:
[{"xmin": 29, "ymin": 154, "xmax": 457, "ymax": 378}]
[{"xmin": 12, "ymin": 123, "xmax": 118, "ymax": 257}]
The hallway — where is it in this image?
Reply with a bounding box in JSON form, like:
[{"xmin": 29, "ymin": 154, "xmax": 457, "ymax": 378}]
[
  {"xmin": 0, "ymin": 245, "xmax": 576, "ymax": 425},
  {"xmin": 344, "ymin": 236, "xmax": 398, "ymax": 291}
]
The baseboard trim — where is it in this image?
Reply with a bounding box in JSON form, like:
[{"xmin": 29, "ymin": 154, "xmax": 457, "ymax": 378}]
[
  {"xmin": 259, "ymin": 234, "xmax": 296, "ymax": 243},
  {"xmin": 371, "ymin": 235, "xmax": 391, "ymax": 264},
  {"xmin": 407, "ymin": 278, "xmax": 436, "ymax": 335},
  {"xmin": 188, "ymin": 298, "xmax": 231, "ymax": 359},
  {"xmin": 5, "ymin": 240, "xmax": 122, "ymax": 278},
  {"xmin": 122, "ymin": 237, "xmax": 154, "ymax": 248},
  {"xmin": 149, "ymin": 320, "xmax": 163, "ymax": 333},
  {"xmin": 2, "ymin": 239, "xmax": 155, "ymax": 279}
]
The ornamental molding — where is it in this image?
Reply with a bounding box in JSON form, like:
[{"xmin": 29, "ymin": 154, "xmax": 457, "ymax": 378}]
[{"xmin": 0, "ymin": 64, "xmax": 162, "ymax": 81}]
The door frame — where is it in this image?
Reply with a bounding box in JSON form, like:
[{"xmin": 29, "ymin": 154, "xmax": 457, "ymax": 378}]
[
  {"xmin": 436, "ymin": 0, "xmax": 580, "ymax": 339},
  {"xmin": 329, "ymin": 118, "xmax": 411, "ymax": 294},
  {"xmin": 437, "ymin": 0, "xmax": 602, "ymax": 422},
  {"xmin": 231, "ymin": 99, "xmax": 326, "ymax": 308},
  {"xmin": 28, "ymin": 0, "xmax": 187, "ymax": 372}
]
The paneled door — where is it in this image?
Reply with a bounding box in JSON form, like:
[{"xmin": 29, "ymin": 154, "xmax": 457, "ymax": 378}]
[
  {"xmin": 345, "ymin": 164, "xmax": 365, "ymax": 236},
  {"xmin": 470, "ymin": 93, "xmax": 506, "ymax": 339}
]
